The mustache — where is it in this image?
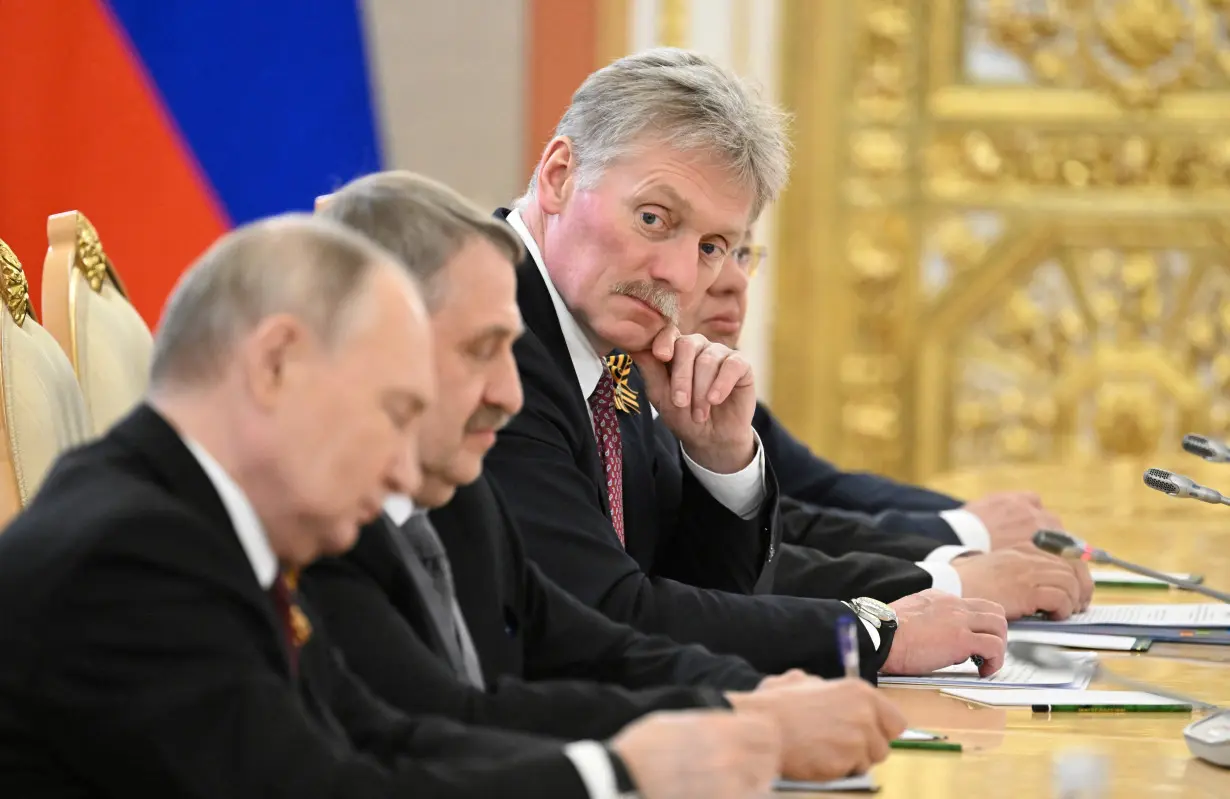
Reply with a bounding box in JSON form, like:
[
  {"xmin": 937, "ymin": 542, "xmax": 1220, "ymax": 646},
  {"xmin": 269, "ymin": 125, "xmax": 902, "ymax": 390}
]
[
  {"xmin": 464, "ymin": 405, "xmax": 513, "ymax": 434},
  {"xmin": 612, "ymin": 280, "xmax": 679, "ymax": 324}
]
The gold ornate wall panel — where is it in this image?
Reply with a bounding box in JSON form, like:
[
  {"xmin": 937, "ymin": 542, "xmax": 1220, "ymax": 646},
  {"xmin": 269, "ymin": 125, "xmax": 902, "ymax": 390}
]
[{"xmin": 775, "ymin": 0, "xmax": 1230, "ymax": 482}]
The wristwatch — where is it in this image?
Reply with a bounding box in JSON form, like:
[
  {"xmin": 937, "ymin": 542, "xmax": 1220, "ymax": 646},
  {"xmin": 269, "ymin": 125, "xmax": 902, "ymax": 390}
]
[{"xmin": 842, "ymin": 597, "xmax": 898, "ymax": 653}]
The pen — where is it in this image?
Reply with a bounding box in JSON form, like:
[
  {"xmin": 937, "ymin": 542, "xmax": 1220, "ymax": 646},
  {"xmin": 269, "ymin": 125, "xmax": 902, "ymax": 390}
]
[
  {"xmin": 838, "ymin": 614, "xmax": 860, "ymax": 679},
  {"xmin": 890, "ymin": 740, "xmax": 963, "ymax": 752},
  {"xmin": 1031, "ymin": 704, "xmax": 1192, "ymax": 713}
]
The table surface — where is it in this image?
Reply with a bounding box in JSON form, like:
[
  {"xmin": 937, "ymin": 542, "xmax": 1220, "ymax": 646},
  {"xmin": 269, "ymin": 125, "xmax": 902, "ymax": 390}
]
[{"xmin": 776, "ymin": 463, "xmax": 1230, "ymax": 797}]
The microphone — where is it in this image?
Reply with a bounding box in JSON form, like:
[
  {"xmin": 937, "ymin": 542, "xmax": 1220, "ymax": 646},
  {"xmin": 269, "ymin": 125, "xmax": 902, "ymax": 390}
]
[
  {"xmin": 1182, "ymin": 434, "xmax": 1230, "ymax": 463},
  {"xmin": 1032, "ymin": 529, "xmax": 1230, "ymax": 604},
  {"xmin": 1142, "ymin": 468, "xmax": 1230, "ymax": 505}
]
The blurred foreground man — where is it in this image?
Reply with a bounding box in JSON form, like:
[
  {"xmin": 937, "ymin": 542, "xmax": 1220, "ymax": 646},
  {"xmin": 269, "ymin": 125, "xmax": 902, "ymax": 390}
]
[
  {"xmin": 684, "ymin": 232, "xmax": 1094, "ymax": 619},
  {"xmin": 485, "ymin": 47, "xmax": 1009, "ymax": 679},
  {"xmin": 305, "ymin": 170, "xmax": 907, "ymax": 782},
  {"xmin": 0, "ymin": 215, "xmax": 782, "ymax": 799}
]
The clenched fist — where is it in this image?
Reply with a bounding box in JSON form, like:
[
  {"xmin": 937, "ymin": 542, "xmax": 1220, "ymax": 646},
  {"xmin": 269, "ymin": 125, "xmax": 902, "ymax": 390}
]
[
  {"xmin": 954, "ymin": 547, "xmax": 1093, "ymax": 619},
  {"xmin": 881, "ymin": 590, "xmax": 1008, "ymax": 677},
  {"xmin": 727, "ymin": 677, "xmax": 906, "ymax": 781}
]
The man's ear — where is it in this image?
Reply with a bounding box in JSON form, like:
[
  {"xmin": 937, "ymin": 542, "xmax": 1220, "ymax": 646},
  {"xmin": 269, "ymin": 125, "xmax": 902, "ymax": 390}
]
[
  {"xmin": 536, "ymin": 136, "xmax": 576, "ymax": 215},
  {"xmin": 241, "ymin": 315, "xmax": 310, "ymax": 410}
]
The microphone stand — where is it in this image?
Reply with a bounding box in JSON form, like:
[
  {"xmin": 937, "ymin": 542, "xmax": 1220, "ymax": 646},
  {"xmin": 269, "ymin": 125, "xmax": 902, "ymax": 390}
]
[{"xmin": 1086, "ymin": 550, "xmax": 1230, "ymax": 604}]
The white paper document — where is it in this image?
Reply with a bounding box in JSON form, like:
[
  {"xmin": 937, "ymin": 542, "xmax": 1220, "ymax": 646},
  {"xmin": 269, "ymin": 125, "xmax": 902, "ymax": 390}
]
[
  {"xmin": 1026, "ymin": 604, "xmax": 1230, "ymax": 628},
  {"xmin": 1092, "ymin": 570, "xmax": 1197, "ymax": 586},
  {"xmin": 898, "ymin": 729, "xmax": 941, "ymax": 741},
  {"xmin": 878, "ymin": 652, "xmax": 1092, "ymax": 689},
  {"xmin": 941, "ymin": 688, "xmax": 1193, "ymax": 709},
  {"xmin": 1007, "ymin": 630, "xmax": 1142, "ymax": 651},
  {"xmin": 775, "ymin": 774, "xmax": 877, "ymax": 792}
]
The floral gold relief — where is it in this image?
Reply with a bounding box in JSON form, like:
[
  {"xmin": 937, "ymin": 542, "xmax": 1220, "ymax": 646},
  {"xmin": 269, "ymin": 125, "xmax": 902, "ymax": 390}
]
[
  {"xmin": 0, "ymin": 239, "xmax": 32, "ymax": 328},
  {"xmin": 775, "ymin": 0, "xmax": 1230, "ymax": 495}
]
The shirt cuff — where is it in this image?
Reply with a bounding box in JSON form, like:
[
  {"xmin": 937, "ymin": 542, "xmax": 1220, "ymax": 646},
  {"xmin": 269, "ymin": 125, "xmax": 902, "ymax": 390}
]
[
  {"xmin": 916, "ymin": 561, "xmax": 963, "ymax": 597},
  {"xmin": 939, "ymin": 508, "xmax": 991, "ymax": 551},
  {"xmin": 858, "ymin": 617, "xmax": 881, "ymax": 650},
  {"xmin": 563, "ymin": 741, "xmax": 621, "ymax": 799},
  {"xmin": 679, "ymin": 429, "xmax": 767, "ymax": 520}
]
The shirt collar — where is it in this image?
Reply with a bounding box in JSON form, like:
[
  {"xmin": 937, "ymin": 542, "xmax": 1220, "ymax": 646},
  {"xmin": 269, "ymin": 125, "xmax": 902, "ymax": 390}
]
[
  {"xmin": 182, "ymin": 437, "xmax": 279, "ymax": 590},
  {"xmin": 506, "ymin": 209, "xmax": 607, "ymax": 401},
  {"xmin": 382, "ymin": 493, "xmax": 416, "ymax": 527}
]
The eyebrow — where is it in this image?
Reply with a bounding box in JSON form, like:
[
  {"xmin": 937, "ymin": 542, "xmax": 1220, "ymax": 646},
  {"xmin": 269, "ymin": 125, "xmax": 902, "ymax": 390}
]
[
  {"xmin": 469, "ymin": 322, "xmax": 525, "ymax": 342},
  {"xmin": 644, "ymin": 184, "xmax": 744, "ymax": 244}
]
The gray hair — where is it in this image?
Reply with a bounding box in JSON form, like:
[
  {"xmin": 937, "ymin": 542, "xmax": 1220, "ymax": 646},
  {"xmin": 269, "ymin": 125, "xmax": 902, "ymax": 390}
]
[
  {"xmin": 527, "ymin": 47, "xmax": 791, "ymax": 218},
  {"xmin": 319, "ymin": 170, "xmax": 524, "ymax": 311},
  {"xmin": 149, "ymin": 213, "xmax": 407, "ymax": 387}
]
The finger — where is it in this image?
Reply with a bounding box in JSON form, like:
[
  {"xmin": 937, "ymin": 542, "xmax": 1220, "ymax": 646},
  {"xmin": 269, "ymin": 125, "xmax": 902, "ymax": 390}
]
[
  {"xmin": 651, "ymin": 324, "xmax": 680, "ymax": 362},
  {"xmin": 873, "ymin": 693, "xmax": 908, "ymax": 740},
  {"xmin": 1017, "ymin": 491, "xmax": 1043, "ymax": 508},
  {"xmin": 689, "ymin": 343, "xmax": 724, "ymax": 423},
  {"xmin": 669, "ymin": 335, "xmax": 703, "ymax": 408},
  {"xmin": 1032, "ymin": 584, "xmax": 1077, "ymax": 620},
  {"xmin": 866, "ymin": 727, "xmax": 891, "ymax": 765},
  {"xmin": 629, "ymin": 352, "xmax": 671, "ymax": 410},
  {"xmin": 967, "ymin": 609, "xmax": 1009, "ymax": 641},
  {"xmin": 970, "ymin": 632, "xmax": 1007, "ymax": 676},
  {"xmin": 705, "ymin": 351, "xmax": 752, "ymax": 407},
  {"xmin": 1070, "ymin": 559, "xmax": 1094, "ymax": 606},
  {"xmin": 1043, "ymin": 560, "xmax": 1083, "ymax": 608}
]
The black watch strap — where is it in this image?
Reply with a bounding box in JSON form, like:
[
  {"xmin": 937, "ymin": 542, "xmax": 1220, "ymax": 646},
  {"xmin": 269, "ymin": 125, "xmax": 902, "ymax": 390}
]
[{"xmin": 604, "ymin": 745, "xmax": 638, "ymax": 794}]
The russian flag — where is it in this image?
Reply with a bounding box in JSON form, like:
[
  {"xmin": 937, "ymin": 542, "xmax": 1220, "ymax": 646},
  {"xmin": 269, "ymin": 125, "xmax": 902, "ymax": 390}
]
[{"xmin": 0, "ymin": 0, "xmax": 383, "ymax": 324}]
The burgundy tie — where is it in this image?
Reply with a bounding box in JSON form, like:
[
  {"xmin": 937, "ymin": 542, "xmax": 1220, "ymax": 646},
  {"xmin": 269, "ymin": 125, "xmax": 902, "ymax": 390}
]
[
  {"xmin": 588, "ymin": 367, "xmax": 626, "ymax": 547},
  {"xmin": 268, "ymin": 570, "xmax": 310, "ymax": 678}
]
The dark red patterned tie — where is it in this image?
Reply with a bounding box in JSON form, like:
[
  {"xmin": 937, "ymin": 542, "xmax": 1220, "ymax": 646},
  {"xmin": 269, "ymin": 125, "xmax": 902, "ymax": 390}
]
[
  {"xmin": 588, "ymin": 367, "xmax": 626, "ymax": 547},
  {"xmin": 268, "ymin": 570, "xmax": 311, "ymax": 679}
]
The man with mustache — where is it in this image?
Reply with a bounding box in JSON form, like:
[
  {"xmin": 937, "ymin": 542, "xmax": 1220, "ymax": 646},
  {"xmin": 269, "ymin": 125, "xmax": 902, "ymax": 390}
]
[
  {"xmin": 484, "ymin": 47, "xmax": 1009, "ymax": 679},
  {"xmin": 303, "ymin": 170, "xmax": 908, "ymax": 783},
  {"xmin": 680, "ymin": 231, "xmax": 1094, "ymax": 619}
]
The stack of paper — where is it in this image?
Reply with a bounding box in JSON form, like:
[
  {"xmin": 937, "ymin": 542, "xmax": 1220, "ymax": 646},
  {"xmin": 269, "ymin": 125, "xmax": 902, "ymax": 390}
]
[
  {"xmin": 879, "ymin": 652, "xmax": 1093, "ymax": 689},
  {"xmin": 941, "ymin": 688, "xmax": 1194, "ymax": 711},
  {"xmin": 775, "ymin": 774, "xmax": 876, "ymax": 793},
  {"xmin": 1092, "ymin": 570, "xmax": 1200, "ymax": 588},
  {"xmin": 1010, "ymin": 604, "xmax": 1230, "ymax": 645},
  {"xmin": 1007, "ymin": 630, "xmax": 1146, "ymax": 652}
]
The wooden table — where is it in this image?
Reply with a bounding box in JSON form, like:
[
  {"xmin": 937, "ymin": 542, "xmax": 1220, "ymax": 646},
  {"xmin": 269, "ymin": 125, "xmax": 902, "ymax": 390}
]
[{"xmin": 778, "ymin": 463, "xmax": 1230, "ymax": 797}]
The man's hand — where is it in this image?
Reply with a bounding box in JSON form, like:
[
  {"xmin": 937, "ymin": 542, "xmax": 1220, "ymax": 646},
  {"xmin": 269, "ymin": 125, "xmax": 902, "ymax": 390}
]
[
  {"xmin": 954, "ymin": 547, "xmax": 1093, "ymax": 619},
  {"xmin": 726, "ymin": 678, "xmax": 906, "ymax": 781},
  {"xmin": 610, "ymin": 710, "xmax": 781, "ymax": 799},
  {"xmin": 881, "ymin": 590, "xmax": 1007, "ymax": 677},
  {"xmin": 962, "ymin": 491, "xmax": 1064, "ymax": 550},
  {"xmin": 631, "ymin": 329, "xmax": 757, "ymax": 474}
]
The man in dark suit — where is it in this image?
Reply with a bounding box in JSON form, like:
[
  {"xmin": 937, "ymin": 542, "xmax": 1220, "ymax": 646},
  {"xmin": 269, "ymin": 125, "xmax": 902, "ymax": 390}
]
[
  {"xmin": 485, "ymin": 48, "xmax": 1010, "ymax": 680},
  {"xmin": 304, "ymin": 169, "xmax": 908, "ymax": 783},
  {"xmin": 683, "ymin": 229, "xmax": 1095, "ymax": 619},
  {"xmin": 0, "ymin": 215, "xmax": 782, "ymax": 799}
]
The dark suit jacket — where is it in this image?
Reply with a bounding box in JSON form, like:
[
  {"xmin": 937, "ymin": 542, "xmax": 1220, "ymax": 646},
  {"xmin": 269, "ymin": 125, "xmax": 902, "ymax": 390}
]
[
  {"xmin": 754, "ymin": 402, "xmax": 964, "ymax": 545},
  {"xmin": 648, "ymin": 420, "xmax": 933, "ymax": 602},
  {"xmin": 0, "ymin": 405, "xmax": 596, "ymax": 799},
  {"xmin": 483, "ymin": 211, "xmax": 886, "ymax": 679},
  {"xmin": 303, "ymin": 475, "xmax": 764, "ymax": 741}
]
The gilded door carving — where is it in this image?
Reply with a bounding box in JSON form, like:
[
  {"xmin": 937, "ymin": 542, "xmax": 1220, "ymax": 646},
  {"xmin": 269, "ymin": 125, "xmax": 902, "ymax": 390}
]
[{"xmin": 774, "ymin": 0, "xmax": 1230, "ymax": 483}]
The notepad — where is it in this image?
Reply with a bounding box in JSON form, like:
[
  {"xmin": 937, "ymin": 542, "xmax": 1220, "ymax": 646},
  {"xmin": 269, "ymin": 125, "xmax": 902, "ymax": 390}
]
[
  {"xmin": 941, "ymin": 688, "xmax": 1194, "ymax": 710},
  {"xmin": 774, "ymin": 774, "xmax": 877, "ymax": 792},
  {"xmin": 1017, "ymin": 604, "xmax": 1230, "ymax": 627},
  {"xmin": 878, "ymin": 652, "xmax": 1092, "ymax": 689},
  {"xmin": 1092, "ymin": 570, "xmax": 1201, "ymax": 587},
  {"xmin": 1007, "ymin": 630, "xmax": 1146, "ymax": 652}
]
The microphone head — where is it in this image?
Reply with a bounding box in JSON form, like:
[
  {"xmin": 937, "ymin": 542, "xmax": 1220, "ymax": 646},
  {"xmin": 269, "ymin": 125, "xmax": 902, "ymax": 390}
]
[
  {"xmin": 1033, "ymin": 529, "xmax": 1082, "ymax": 556},
  {"xmin": 1144, "ymin": 467, "xmax": 1195, "ymax": 497},
  {"xmin": 1183, "ymin": 434, "xmax": 1230, "ymax": 463}
]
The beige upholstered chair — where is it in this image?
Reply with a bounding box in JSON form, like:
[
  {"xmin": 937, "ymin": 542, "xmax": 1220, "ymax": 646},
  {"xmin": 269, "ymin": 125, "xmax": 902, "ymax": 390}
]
[
  {"xmin": 0, "ymin": 237, "xmax": 91, "ymax": 527},
  {"xmin": 42, "ymin": 212, "xmax": 153, "ymax": 437}
]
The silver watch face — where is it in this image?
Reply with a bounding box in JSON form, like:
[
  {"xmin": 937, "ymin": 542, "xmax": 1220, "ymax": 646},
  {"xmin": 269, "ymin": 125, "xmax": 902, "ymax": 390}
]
[{"xmin": 853, "ymin": 597, "xmax": 897, "ymax": 624}]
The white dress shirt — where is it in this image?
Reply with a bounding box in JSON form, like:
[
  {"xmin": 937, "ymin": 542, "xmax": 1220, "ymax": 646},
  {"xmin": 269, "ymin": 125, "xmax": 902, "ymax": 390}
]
[
  {"xmin": 182, "ymin": 444, "xmax": 618, "ymax": 799},
  {"xmin": 507, "ymin": 209, "xmax": 767, "ymax": 519}
]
